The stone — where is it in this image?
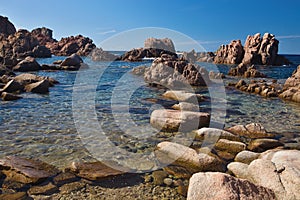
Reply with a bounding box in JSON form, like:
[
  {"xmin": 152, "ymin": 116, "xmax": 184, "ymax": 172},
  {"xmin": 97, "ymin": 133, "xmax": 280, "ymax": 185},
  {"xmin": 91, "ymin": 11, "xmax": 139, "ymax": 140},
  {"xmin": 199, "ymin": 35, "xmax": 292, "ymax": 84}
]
[
  {"xmin": 209, "ymin": 71, "xmax": 225, "ymax": 79},
  {"xmin": 280, "ymin": 65, "xmax": 300, "ymax": 103},
  {"xmin": 162, "ymin": 90, "xmax": 205, "ymax": 102},
  {"xmin": 195, "ymin": 128, "xmax": 241, "ymax": 142},
  {"xmin": 59, "ymin": 182, "xmax": 86, "ymax": 194},
  {"xmin": 119, "ymin": 48, "xmax": 177, "ymax": 62},
  {"xmin": 90, "ymin": 47, "xmax": 118, "ymax": 61},
  {"xmin": 53, "ymin": 172, "xmax": 79, "ymax": 186},
  {"xmin": 14, "ymin": 73, "xmax": 58, "ymax": 86},
  {"xmin": 227, "ymin": 162, "xmax": 249, "ymax": 179},
  {"xmin": 31, "ymin": 27, "xmax": 56, "ymax": 46},
  {"xmin": 67, "ymin": 161, "xmax": 126, "ymax": 181},
  {"xmin": 187, "ymin": 172, "xmax": 276, "ymax": 200},
  {"xmin": 247, "ymin": 139, "xmax": 283, "ymax": 153},
  {"xmin": 234, "ymin": 150, "xmax": 260, "ymax": 164},
  {"xmin": 214, "ymin": 40, "xmax": 244, "ymax": 64},
  {"xmin": 144, "ymin": 55, "xmax": 209, "ymax": 87},
  {"xmin": 25, "ymin": 80, "xmax": 50, "ymax": 94},
  {"xmin": 155, "ymin": 142, "xmax": 224, "ymax": 173},
  {"xmin": 171, "ymin": 102, "xmax": 199, "ymax": 111},
  {"xmin": 13, "ymin": 56, "xmax": 41, "ymax": 72},
  {"xmin": 227, "ymin": 123, "xmax": 274, "ymax": 139},
  {"xmin": 152, "ymin": 170, "xmax": 168, "ymax": 185},
  {"xmin": 163, "ymin": 178, "xmax": 173, "ymax": 186},
  {"xmin": 163, "ymin": 165, "xmax": 194, "ymax": 179},
  {"xmin": 0, "ymin": 16, "xmax": 16, "ymax": 35},
  {"xmin": 144, "ymin": 38, "xmax": 176, "ymax": 53},
  {"xmin": 28, "ymin": 182, "xmax": 58, "ymax": 195},
  {"xmin": 1, "ymin": 92, "xmax": 22, "ymax": 101},
  {"xmin": 131, "ymin": 65, "xmax": 148, "ymax": 76},
  {"xmin": 150, "ymin": 109, "xmax": 210, "ymax": 132},
  {"xmin": 60, "ymin": 53, "xmax": 83, "ymax": 67},
  {"xmin": 2, "ymin": 79, "xmax": 23, "ymax": 93},
  {"xmin": 229, "ymin": 64, "xmax": 266, "ymax": 78},
  {"xmin": 0, "ymin": 65, "xmax": 15, "ymax": 76},
  {"xmin": 32, "ymin": 45, "xmax": 52, "ymax": 58},
  {"xmin": 46, "ymin": 34, "xmax": 96, "ymax": 56},
  {"xmin": 0, "ymin": 156, "xmax": 60, "ymax": 184},
  {"xmin": 0, "ymin": 192, "xmax": 30, "ymax": 200},
  {"xmin": 214, "ymin": 139, "xmax": 246, "ymax": 154}
]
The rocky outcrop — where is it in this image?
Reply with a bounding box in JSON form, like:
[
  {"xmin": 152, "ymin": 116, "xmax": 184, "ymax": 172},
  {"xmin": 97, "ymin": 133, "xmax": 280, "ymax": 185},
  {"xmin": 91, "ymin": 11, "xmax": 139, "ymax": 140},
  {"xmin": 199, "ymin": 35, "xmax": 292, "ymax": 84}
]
[
  {"xmin": 119, "ymin": 48, "xmax": 177, "ymax": 62},
  {"xmin": 0, "ymin": 16, "xmax": 16, "ymax": 36},
  {"xmin": 228, "ymin": 149, "xmax": 300, "ymax": 200},
  {"xmin": 214, "ymin": 33, "xmax": 290, "ymax": 66},
  {"xmin": 182, "ymin": 50, "xmax": 215, "ymax": 63},
  {"xmin": 232, "ymin": 79, "xmax": 281, "ymax": 98},
  {"xmin": 228, "ymin": 63, "xmax": 266, "ymax": 78},
  {"xmin": 90, "ymin": 47, "xmax": 118, "ymax": 61},
  {"xmin": 144, "ymin": 38, "xmax": 175, "ymax": 53},
  {"xmin": 279, "ymin": 65, "xmax": 300, "ymax": 103},
  {"xmin": 46, "ymin": 35, "xmax": 95, "ymax": 56},
  {"xmin": 214, "ymin": 40, "xmax": 244, "ymax": 64},
  {"xmin": 31, "ymin": 27, "xmax": 57, "ymax": 46},
  {"xmin": 144, "ymin": 54, "xmax": 209, "ymax": 87},
  {"xmin": 187, "ymin": 172, "xmax": 276, "ymax": 200}
]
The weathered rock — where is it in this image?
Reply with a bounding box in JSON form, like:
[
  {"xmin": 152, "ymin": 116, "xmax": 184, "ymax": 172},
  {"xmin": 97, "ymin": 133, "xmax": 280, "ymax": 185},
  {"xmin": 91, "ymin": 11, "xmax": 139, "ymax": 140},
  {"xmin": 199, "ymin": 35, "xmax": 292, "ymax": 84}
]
[
  {"xmin": 14, "ymin": 73, "xmax": 58, "ymax": 86},
  {"xmin": 0, "ymin": 192, "xmax": 30, "ymax": 200},
  {"xmin": 187, "ymin": 172, "xmax": 276, "ymax": 200},
  {"xmin": 31, "ymin": 27, "xmax": 56, "ymax": 46},
  {"xmin": 13, "ymin": 56, "xmax": 41, "ymax": 72},
  {"xmin": 214, "ymin": 40, "xmax": 244, "ymax": 64},
  {"xmin": 0, "ymin": 16, "xmax": 16, "ymax": 35},
  {"xmin": 144, "ymin": 54, "xmax": 209, "ymax": 87},
  {"xmin": 229, "ymin": 63, "xmax": 266, "ymax": 78},
  {"xmin": 25, "ymin": 80, "xmax": 50, "ymax": 94},
  {"xmin": 152, "ymin": 170, "xmax": 168, "ymax": 185},
  {"xmin": 144, "ymin": 37, "xmax": 176, "ymax": 53},
  {"xmin": 209, "ymin": 71, "xmax": 225, "ymax": 79},
  {"xmin": 2, "ymin": 79, "xmax": 23, "ymax": 93},
  {"xmin": 195, "ymin": 128, "xmax": 241, "ymax": 142},
  {"xmin": 32, "ymin": 45, "xmax": 52, "ymax": 58},
  {"xmin": 227, "ymin": 162, "xmax": 249, "ymax": 179},
  {"xmin": 182, "ymin": 50, "xmax": 215, "ymax": 63},
  {"xmin": 280, "ymin": 65, "xmax": 300, "ymax": 103},
  {"xmin": 0, "ymin": 65, "xmax": 15, "ymax": 76},
  {"xmin": 227, "ymin": 123, "xmax": 274, "ymax": 139},
  {"xmin": 46, "ymin": 35, "xmax": 95, "ymax": 56},
  {"xmin": 163, "ymin": 165, "xmax": 194, "ymax": 179},
  {"xmin": 1, "ymin": 92, "xmax": 22, "ymax": 101},
  {"xmin": 90, "ymin": 47, "xmax": 118, "ymax": 61},
  {"xmin": 230, "ymin": 150, "xmax": 300, "ymax": 200},
  {"xmin": 172, "ymin": 102, "xmax": 199, "ymax": 111},
  {"xmin": 162, "ymin": 90, "xmax": 205, "ymax": 102},
  {"xmin": 59, "ymin": 182, "xmax": 86, "ymax": 194},
  {"xmin": 131, "ymin": 65, "xmax": 148, "ymax": 76},
  {"xmin": 53, "ymin": 172, "xmax": 79, "ymax": 186},
  {"xmin": 234, "ymin": 150, "xmax": 260, "ymax": 164},
  {"xmin": 67, "ymin": 161, "xmax": 126, "ymax": 181},
  {"xmin": 247, "ymin": 139, "xmax": 283, "ymax": 153},
  {"xmin": 0, "ymin": 156, "xmax": 60, "ymax": 184},
  {"xmin": 214, "ymin": 139, "xmax": 246, "ymax": 154},
  {"xmin": 120, "ymin": 48, "xmax": 177, "ymax": 62},
  {"xmin": 150, "ymin": 109, "xmax": 210, "ymax": 132},
  {"xmin": 156, "ymin": 142, "xmax": 224, "ymax": 172},
  {"xmin": 28, "ymin": 182, "xmax": 58, "ymax": 195}
]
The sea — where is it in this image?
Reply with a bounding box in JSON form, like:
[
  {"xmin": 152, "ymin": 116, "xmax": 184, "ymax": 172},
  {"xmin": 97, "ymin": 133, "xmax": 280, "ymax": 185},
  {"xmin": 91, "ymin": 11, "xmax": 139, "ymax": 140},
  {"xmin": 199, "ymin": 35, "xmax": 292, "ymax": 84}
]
[{"xmin": 0, "ymin": 54, "xmax": 299, "ymax": 168}]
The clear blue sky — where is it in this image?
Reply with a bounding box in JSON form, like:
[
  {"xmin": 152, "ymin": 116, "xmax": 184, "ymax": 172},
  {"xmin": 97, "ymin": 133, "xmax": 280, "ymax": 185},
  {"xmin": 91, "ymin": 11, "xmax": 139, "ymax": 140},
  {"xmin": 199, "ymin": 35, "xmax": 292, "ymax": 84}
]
[{"xmin": 1, "ymin": 0, "xmax": 300, "ymax": 54}]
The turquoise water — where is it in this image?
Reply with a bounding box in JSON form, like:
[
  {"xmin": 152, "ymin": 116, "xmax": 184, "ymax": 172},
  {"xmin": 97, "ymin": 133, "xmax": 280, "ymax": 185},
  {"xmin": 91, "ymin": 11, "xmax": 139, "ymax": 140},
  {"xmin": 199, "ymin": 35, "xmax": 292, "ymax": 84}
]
[{"xmin": 0, "ymin": 56, "xmax": 299, "ymax": 168}]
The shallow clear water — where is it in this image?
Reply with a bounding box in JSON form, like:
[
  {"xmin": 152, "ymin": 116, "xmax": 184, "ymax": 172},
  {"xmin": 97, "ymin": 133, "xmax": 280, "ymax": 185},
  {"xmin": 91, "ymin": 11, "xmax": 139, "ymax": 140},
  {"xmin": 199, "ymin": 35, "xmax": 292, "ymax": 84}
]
[{"xmin": 0, "ymin": 56, "xmax": 299, "ymax": 168}]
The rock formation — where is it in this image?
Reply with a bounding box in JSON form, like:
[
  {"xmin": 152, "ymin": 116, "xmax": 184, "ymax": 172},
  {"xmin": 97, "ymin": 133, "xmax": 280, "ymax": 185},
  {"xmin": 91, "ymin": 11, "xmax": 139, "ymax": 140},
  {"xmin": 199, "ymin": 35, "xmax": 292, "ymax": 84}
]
[
  {"xmin": 0, "ymin": 16, "xmax": 16, "ymax": 36},
  {"xmin": 90, "ymin": 47, "xmax": 118, "ymax": 61},
  {"xmin": 214, "ymin": 40, "xmax": 244, "ymax": 64},
  {"xmin": 228, "ymin": 63, "xmax": 266, "ymax": 78},
  {"xmin": 279, "ymin": 65, "xmax": 300, "ymax": 103},
  {"xmin": 144, "ymin": 37, "xmax": 176, "ymax": 53},
  {"xmin": 31, "ymin": 27, "xmax": 57, "ymax": 45}
]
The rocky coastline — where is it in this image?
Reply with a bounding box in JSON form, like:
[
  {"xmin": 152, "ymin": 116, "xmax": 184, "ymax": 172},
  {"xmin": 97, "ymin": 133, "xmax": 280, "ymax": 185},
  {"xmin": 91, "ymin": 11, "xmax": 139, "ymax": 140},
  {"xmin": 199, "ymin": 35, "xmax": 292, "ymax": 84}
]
[{"xmin": 0, "ymin": 15, "xmax": 300, "ymax": 200}]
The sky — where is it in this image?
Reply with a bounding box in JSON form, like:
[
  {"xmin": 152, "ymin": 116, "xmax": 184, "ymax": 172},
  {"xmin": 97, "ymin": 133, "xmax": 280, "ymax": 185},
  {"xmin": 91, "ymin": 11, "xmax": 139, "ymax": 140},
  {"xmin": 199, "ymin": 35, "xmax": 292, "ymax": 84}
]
[{"xmin": 1, "ymin": 0, "xmax": 300, "ymax": 54}]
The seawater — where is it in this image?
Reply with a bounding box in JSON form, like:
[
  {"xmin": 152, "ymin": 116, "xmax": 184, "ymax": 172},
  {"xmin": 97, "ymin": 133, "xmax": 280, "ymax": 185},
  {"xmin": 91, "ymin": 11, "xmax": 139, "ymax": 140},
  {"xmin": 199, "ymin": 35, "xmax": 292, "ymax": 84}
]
[{"xmin": 0, "ymin": 55, "xmax": 299, "ymax": 168}]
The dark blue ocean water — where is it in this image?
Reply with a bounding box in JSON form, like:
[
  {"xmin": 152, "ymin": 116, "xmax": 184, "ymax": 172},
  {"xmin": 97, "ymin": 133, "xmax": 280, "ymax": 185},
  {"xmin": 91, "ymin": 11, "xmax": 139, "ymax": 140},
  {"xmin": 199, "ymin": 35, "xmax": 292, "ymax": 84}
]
[{"xmin": 0, "ymin": 55, "xmax": 299, "ymax": 167}]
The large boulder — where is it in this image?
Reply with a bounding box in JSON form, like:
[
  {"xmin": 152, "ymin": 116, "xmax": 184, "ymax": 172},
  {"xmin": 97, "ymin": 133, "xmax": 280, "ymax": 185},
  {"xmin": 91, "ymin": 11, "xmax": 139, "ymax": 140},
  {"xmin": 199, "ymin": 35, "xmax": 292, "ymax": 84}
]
[
  {"xmin": 13, "ymin": 56, "xmax": 41, "ymax": 72},
  {"xmin": 187, "ymin": 172, "xmax": 276, "ymax": 200},
  {"xmin": 162, "ymin": 90, "xmax": 205, "ymax": 102},
  {"xmin": 0, "ymin": 16, "xmax": 16, "ymax": 36},
  {"xmin": 25, "ymin": 80, "xmax": 50, "ymax": 94},
  {"xmin": 227, "ymin": 123, "xmax": 274, "ymax": 139},
  {"xmin": 214, "ymin": 40, "xmax": 244, "ymax": 64},
  {"xmin": 279, "ymin": 65, "xmax": 300, "ymax": 103},
  {"xmin": 144, "ymin": 37, "xmax": 176, "ymax": 53},
  {"xmin": 1, "ymin": 92, "xmax": 22, "ymax": 101},
  {"xmin": 228, "ymin": 63, "xmax": 266, "ymax": 78},
  {"xmin": 1, "ymin": 79, "xmax": 24, "ymax": 93},
  {"xmin": 32, "ymin": 45, "xmax": 52, "ymax": 58},
  {"xmin": 46, "ymin": 35, "xmax": 96, "ymax": 56},
  {"xmin": 144, "ymin": 55, "xmax": 209, "ymax": 87},
  {"xmin": 119, "ymin": 48, "xmax": 177, "ymax": 62},
  {"xmin": 14, "ymin": 73, "xmax": 58, "ymax": 86},
  {"xmin": 60, "ymin": 53, "xmax": 84, "ymax": 70},
  {"xmin": 156, "ymin": 142, "xmax": 224, "ymax": 173},
  {"xmin": 150, "ymin": 109, "xmax": 210, "ymax": 132}
]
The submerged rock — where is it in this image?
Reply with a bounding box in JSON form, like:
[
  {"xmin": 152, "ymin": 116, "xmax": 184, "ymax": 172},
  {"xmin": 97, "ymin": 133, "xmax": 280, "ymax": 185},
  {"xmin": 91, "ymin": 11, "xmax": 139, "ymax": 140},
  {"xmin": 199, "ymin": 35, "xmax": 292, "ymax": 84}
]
[
  {"xmin": 187, "ymin": 172, "xmax": 276, "ymax": 200},
  {"xmin": 162, "ymin": 90, "xmax": 205, "ymax": 102},
  {"xmin": 1, "ymin": 92, "xmax": 22, "ymax": 101}
]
